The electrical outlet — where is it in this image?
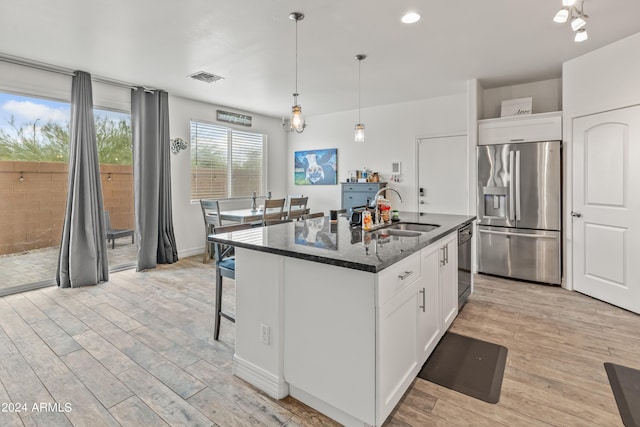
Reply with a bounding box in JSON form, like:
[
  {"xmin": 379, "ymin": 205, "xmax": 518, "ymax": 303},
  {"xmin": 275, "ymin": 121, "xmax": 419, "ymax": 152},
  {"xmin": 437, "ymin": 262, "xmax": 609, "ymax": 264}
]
[{"xmin": 260, "ymin": 324, "xmax": 270, "ymax": 345}]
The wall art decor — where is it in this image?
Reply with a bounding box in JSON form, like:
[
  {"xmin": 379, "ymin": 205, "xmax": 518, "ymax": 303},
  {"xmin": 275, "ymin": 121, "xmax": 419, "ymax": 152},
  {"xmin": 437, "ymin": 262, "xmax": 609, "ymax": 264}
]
[{"xmin": 294, "ymin": 148, "xmax": 337, "ymax": 185}]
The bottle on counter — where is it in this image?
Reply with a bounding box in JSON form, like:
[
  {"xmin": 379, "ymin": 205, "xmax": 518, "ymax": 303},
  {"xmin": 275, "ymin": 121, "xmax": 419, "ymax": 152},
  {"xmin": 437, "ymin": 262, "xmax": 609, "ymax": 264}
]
[
  {"xmin": 377, "ymin": 196, "xmax": 391, "ymax": 223},
  {"xmin": 362, "ymin": 210, "xmax": 373, "ymax": 230}
]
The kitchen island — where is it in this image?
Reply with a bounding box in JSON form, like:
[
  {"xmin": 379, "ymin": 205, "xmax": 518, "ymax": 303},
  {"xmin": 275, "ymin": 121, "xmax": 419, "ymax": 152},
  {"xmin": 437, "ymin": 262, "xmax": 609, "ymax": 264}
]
[{"xmin": 209, "ymin": 212, "xmax": 475, "ymax": 426}]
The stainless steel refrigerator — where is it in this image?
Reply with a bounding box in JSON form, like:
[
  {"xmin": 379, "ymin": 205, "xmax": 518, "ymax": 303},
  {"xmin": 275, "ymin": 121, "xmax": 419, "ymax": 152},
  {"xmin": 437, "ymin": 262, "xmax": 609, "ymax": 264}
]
[{"xmin": 477, "ymin": 141, "xmax": 561, "ymax": 285}]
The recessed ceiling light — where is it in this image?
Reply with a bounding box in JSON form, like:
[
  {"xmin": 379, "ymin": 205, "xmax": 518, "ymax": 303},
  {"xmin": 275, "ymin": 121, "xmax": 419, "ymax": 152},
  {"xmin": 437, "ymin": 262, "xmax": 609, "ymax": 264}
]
[{"xmin": 401, "ymin": 12, "xmax": 421, "ymax": 24}]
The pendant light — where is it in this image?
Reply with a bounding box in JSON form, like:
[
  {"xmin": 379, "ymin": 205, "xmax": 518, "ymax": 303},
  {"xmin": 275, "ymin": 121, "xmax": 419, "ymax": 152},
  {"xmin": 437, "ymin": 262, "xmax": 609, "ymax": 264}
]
[
  {"xmin": 354, "ymin": 54, "xmax": 366, "ymax": 142},
  {"xmin": 282, "ymin": 12, "xmax": 306, "ymax": 133}
]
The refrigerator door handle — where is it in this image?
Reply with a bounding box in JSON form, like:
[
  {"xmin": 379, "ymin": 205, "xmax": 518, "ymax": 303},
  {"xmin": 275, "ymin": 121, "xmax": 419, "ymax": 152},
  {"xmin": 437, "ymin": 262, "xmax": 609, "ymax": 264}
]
[
  {"xmin": 479, "ymin": 229, "xmax": 558, "ymax": 239},
  {"xmin": 509, "ymin": 151, "xmax": 515, "ymax": 221},
  {"xmin": 515, "ymin": 150, "xmax": 521, "ymax": 221}
]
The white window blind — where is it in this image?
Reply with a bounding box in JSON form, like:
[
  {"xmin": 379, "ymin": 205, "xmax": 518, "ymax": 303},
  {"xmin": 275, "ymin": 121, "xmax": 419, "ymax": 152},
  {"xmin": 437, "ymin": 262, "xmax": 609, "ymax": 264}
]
[{"xmin": 190, "ymin": 120, "xmax": 266, "ymax": 201}]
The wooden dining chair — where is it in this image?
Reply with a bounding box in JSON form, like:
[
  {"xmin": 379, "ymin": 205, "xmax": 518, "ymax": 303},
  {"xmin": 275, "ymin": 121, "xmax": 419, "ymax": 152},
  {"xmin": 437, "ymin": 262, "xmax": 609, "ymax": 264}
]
[
  {"xmin": 287, "ymin": 196, "xmax": 309, "ymax": 220},
  {"xmin": 200, "ymin": 199, "xmax": 221, "ymax": 263},
  {"xmin": 212, "ymin": 222, "xmax": 252, "ymax": 340},
  {"xmin": 262, "ymin": 198, "xmax": 286, "ymax": 225},
  {"xmin": 301, "ymin": 212, "xmax": 325, "ymax": 220},
  {"xmin": 264, "ymin": 219, "xmax": 293, "ymax": 226}
]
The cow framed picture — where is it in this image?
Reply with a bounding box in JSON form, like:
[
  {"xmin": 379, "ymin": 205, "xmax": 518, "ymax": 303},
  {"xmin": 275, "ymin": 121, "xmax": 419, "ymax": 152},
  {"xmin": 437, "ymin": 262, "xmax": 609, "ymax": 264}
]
[{"xmin": 294, "ymin": 148, "xmax": 337, "ymax": 185}]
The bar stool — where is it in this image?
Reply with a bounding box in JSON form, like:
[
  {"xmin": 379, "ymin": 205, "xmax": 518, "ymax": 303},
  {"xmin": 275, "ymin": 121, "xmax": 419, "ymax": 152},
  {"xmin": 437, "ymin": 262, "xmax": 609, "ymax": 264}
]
[
  {"xmin": 200, "ymin": 199, "xmax": 221, "ymax": 263},
  {"xmin": 212, "ymin": 222, "xmax": 252, "ymax": 340}
]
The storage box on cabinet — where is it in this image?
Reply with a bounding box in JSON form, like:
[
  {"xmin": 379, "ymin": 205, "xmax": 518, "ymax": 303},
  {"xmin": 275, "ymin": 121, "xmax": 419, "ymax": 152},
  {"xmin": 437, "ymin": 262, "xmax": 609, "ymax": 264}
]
[{"xmin": 478, "ymin": 111, "xmax": 562, "ymax": 145}]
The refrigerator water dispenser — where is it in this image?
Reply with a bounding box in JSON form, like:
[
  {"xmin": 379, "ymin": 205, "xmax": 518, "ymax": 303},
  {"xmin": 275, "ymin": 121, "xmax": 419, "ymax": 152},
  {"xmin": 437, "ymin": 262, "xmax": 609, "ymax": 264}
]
[{"xmin": 482, "ymin": 186, "xmax": 507, "ymax": 219}]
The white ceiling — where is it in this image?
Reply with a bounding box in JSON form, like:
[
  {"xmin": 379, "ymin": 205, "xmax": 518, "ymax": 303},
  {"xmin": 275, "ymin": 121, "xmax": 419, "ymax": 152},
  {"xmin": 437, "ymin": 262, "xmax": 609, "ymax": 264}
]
[{"xmin": 1, "ymin": 0, "xmax": 640, "ymax": 118}]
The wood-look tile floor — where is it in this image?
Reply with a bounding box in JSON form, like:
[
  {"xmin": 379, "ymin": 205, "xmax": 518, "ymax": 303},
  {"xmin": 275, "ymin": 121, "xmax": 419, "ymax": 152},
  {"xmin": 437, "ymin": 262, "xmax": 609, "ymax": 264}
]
[{"xmin": 0, "ymin": 258, "xmax": 638, "ymax": 426}]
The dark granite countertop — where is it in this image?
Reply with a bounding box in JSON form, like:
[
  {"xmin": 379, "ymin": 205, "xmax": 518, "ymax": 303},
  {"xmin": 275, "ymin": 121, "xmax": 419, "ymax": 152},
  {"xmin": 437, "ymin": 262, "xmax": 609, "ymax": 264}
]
[{"xmin": 208, "ymin": 212, "xmax": 476, "ymax": 273}]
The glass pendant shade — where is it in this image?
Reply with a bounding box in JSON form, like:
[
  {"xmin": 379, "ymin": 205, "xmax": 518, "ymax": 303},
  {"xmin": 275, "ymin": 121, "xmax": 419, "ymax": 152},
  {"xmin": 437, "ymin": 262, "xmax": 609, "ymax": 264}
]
[
  {"xmin": 571, "ymin": 16, "xmax": 586, "ymax": 31},
  {"xmin": 574, "ymin": 28, "xmax": 588, "ymax": 42},
  {"xmin": 355, "ymin": 123, "xmax": 365, "ymax": 142},
  {"xmin": 553, "ymin": 8, "xmax": 569, "ymax": 23},
  {"xmin": 290, "ymin": 104, "xmax": 305, "ymax": 133}
]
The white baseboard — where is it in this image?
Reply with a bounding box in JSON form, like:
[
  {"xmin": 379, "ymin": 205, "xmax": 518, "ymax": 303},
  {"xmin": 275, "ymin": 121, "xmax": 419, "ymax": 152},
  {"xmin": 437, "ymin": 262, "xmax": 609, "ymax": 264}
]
[
  {"xmin": 289, "ymin": 385, "xmax": 371, "ymax": 427},
  {"xmin": 178, "ymin": 247, "xmax": 204, "ymax": 259},
  {"xmin": 233, "ymin": 355, "xmax": 289, "ymax": 399}
]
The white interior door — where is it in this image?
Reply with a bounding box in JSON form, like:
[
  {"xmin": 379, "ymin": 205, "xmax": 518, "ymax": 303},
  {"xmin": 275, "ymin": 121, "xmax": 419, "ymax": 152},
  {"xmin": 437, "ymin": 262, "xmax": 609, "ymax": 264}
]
[
  {"xmin": 417, "ymin": 135, "xmax": 468, "ymax": 215},
  {"xmin": 572, "ymin": 105, "xmax": 640, "ymax": 314}
]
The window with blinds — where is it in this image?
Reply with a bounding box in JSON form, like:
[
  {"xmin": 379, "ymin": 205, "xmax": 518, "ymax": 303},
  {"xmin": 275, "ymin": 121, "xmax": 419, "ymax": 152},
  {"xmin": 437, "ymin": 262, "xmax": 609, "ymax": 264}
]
[{"xmin": 190, "ymin": 120, "xmax": 266, "ymax": 201}]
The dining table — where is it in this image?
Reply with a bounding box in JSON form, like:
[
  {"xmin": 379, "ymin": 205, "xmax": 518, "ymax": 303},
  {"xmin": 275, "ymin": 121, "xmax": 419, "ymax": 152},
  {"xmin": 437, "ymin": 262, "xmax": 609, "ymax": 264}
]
[
  {"xmin": 211, "ymin": 207, "xmax": 311, "ymax": 225},
  {"xmin": 218, "ymin": 208, "xmax": 265, "ymax": 224}
]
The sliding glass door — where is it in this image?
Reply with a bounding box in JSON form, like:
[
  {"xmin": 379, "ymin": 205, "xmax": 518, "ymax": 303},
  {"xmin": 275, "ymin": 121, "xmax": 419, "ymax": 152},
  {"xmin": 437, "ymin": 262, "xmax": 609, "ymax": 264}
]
[{"xmin": 0, "ymin": 92, "xmax": 134, "ymax": 296}]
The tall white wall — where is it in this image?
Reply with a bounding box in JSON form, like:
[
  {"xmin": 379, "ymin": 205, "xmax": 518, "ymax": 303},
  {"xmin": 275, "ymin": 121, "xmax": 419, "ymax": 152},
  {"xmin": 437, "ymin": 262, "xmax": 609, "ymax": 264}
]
[
  {"xmin": 563, "ymin": 32, "xmax": 640, "ymax": 116},
  {"xmin": 287, "ymin": 93, "xmax": 468, "ymax": 213},
  {"xmin": 169, "ymin": 95, "xmax": 287, "ymax": 256}
]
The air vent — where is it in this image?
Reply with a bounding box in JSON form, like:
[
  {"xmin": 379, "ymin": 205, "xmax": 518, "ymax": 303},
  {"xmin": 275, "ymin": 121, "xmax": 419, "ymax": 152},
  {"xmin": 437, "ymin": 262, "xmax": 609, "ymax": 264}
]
[{"xmin": 188, "ymin": 71, "xmax": 224, "ymax": 83}]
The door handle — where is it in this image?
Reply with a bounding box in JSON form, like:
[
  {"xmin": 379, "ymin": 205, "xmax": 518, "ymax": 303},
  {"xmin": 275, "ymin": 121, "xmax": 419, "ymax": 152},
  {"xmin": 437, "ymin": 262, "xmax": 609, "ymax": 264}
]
[
  {"xmin": 515, "ymin": 150, "xmax": 521, "ymax": 221},
  {"xmin": 419, "ymin": 288, "xmax": 425, "ymax": 312},
  {"xmin": 479, "ymin": 229, "xmax": 558, "ymax": 239},
  {"xmin": 509, "ymin": 151, "xmax": 515, "ymax": 221},
  {"xmin": 571, "ymin": 211, "xmax": 582, "ymax": 218}
]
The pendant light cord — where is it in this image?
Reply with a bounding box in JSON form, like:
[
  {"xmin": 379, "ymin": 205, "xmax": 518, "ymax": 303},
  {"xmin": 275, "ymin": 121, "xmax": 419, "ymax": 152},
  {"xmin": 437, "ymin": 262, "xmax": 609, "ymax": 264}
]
[
  {"xmin": 358, "ymin": 58, "xmax": 361, "ymax": 123},
  {"xmin": 295, "ymin": 18, "xmax": 299, "ymax": 97}
]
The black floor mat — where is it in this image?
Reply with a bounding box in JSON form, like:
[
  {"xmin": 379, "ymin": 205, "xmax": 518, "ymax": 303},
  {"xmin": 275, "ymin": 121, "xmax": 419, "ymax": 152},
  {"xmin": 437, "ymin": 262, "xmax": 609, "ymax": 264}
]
[
  {"xmin": 605, "ymin": 362, "xmax": 640, "ymax": 427},
  {"xmin": 417, "ymin": 332, "xmax": 508, "ymax": 404}
]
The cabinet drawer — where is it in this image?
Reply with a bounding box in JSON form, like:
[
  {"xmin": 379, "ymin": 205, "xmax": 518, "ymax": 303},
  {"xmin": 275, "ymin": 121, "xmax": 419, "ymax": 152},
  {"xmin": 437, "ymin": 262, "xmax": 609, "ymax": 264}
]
[
  {"xmin": 478, "ymin": 111, "xmax": 562, "ymax": 145},
  {"xmin": 343, "ymin": 184, "xmax": 382, "ymax": 193},
  {"xmin": 378, "ymin": 253, "xmax": 421, "ymax": 305},
  {"xmin": 343, "ymin": 191, "xmax": 372, "ymax": 208}
]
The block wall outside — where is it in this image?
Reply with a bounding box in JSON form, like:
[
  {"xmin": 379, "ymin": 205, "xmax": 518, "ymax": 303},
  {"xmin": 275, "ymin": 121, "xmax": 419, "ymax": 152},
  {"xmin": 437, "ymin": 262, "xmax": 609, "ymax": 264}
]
[{"xmin": 0, "ymin": 161, "xmax": 133, "ymax": 256}]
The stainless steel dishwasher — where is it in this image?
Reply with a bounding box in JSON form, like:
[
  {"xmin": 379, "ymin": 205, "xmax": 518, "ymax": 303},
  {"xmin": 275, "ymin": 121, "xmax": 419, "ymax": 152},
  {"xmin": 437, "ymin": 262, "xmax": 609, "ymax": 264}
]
[{"xmin": 458, "ymin": 223, "xmax": 472, "ymax": 309}]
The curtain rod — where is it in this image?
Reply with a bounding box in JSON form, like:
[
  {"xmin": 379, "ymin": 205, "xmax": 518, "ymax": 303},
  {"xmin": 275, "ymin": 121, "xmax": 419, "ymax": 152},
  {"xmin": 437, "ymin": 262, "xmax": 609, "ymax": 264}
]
[{"xmin": 0, "ymin": 53, "xmax": 156, "ymax": 92}]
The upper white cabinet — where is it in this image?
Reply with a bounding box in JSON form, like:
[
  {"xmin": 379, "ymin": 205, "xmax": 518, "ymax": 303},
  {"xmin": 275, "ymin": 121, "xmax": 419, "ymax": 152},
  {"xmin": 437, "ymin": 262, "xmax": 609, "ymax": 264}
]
[{"xmin": 478, "ymin": 111, "xmax": 562, "ymax": 145}]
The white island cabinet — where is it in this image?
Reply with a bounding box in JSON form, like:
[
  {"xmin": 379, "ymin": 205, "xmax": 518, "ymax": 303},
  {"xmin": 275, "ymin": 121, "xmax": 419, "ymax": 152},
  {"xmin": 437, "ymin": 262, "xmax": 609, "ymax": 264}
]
[
  {"xmin": 417, "ymin": 232, "xmax": 457, "ymax": 366},
  {"xmin": 232, "ymin": 229, "xmax": 461, "ymax": 426}
]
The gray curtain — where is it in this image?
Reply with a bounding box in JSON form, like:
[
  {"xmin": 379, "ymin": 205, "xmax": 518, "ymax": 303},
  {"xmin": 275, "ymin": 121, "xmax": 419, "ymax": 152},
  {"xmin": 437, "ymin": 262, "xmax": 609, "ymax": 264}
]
[
  {"xmin": 57, "ymin": 71, "xmax": 109, "ymax": 288},
  {"xmin": 131, "ymin": 88, "xmax": 178, "ymax": 271}
]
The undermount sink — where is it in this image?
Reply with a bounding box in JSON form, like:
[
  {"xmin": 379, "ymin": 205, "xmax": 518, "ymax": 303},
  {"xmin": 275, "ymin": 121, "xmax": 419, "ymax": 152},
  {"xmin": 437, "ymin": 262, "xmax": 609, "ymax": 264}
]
[
  {"xmin": 370, "ymin": 229, "xmax": 422, "ymax": 238},
  {"xmin": 383, "ymin": 222, "xmax": 440, "ymax": 233}
]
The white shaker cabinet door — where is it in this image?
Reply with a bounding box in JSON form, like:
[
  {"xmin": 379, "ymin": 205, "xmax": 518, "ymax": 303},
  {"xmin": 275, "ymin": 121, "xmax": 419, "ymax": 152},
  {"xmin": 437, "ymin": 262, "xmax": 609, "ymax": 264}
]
[
  {"xmin": 377, "ymin": 278, "xmax": 419, "ymax": 423},
  {"xmin": 417, "ymin": 242, "xmax": 442, "ymax": 365},
  {"xmin": 440, "ymin": 233, "xmax": 459, "ymax": 330}
]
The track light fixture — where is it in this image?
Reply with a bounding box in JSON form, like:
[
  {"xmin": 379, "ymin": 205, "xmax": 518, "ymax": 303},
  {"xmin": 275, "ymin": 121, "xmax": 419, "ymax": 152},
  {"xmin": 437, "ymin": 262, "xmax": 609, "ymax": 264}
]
[
  {"xmin": 553, "ymin": 0, "xmax": 588, "ymax": 42},
  {"xmin": 282, "ymin": 12, "xmax": 307, "ymax": 133}
]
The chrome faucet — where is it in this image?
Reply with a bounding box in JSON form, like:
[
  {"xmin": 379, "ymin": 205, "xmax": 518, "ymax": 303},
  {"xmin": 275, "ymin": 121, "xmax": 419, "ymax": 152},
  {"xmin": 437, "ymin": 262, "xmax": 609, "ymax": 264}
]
[{"xmin": 370, "ymin": 187, "xmax": 403, "ymax": 224}]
